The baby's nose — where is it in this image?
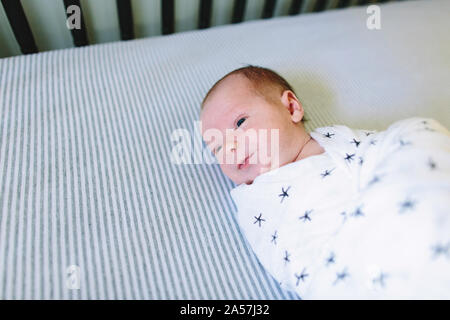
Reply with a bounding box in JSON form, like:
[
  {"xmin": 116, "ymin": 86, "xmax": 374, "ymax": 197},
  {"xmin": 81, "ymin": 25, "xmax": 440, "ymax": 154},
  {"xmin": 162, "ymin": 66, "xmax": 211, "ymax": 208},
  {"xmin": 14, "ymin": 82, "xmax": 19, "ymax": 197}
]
[{"xmin": 225, "ymin": 140, "xmax": 238, "ymax": 154}]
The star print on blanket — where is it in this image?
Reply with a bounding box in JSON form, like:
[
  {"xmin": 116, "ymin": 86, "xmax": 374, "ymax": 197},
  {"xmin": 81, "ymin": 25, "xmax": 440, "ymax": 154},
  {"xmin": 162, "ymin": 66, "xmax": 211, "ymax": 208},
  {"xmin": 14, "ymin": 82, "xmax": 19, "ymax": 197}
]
[{"xmin": 230, "ymin": 118, "xmax": 450, "ymax": 299}]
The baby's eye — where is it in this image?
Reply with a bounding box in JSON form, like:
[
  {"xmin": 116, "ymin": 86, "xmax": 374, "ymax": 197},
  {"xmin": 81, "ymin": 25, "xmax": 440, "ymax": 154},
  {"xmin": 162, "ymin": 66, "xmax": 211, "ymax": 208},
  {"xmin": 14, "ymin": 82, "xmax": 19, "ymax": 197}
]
[
  {"xmin": 236, "ymin": 117, "xmax": 246, "ymax": 128},
  {"xmin": 214, "ymin": 145, "xmax": 222, "ymax": 155}
]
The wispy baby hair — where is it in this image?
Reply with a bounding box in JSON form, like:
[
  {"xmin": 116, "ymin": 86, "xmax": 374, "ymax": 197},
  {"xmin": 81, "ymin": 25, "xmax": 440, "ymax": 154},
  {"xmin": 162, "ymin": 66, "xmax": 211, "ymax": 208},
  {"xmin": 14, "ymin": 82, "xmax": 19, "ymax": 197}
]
[{"xmin": 201, "ymin": 64, "xmax": 297, "ymax": 110}]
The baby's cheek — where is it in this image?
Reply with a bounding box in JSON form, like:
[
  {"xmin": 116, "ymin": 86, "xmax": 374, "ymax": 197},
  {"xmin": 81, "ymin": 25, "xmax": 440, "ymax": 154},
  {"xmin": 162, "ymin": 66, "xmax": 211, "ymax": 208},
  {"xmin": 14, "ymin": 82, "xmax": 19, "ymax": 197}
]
[
  {"xmin": 215, "ymin": 151, "xmax": 227, "ymax": 165},
  {"xmin": 220, "ymin": 163, "xmax": 235, "ymax": 177}
]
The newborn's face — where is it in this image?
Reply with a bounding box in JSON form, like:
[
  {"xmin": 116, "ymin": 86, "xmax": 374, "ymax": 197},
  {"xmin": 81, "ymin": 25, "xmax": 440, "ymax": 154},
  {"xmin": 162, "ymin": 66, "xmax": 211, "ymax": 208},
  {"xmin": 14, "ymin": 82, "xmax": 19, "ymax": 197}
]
[{"xmin": 201, "ymin": 75, "xmax": 302, "ymax": 185}]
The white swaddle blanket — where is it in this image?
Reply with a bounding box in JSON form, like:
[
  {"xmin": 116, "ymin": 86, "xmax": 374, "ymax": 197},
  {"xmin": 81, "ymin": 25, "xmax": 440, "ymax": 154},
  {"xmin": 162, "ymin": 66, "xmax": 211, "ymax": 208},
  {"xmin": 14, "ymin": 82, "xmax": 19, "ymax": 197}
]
[{"xmin": 230, "ymin": 117, "xmax": 450, "ymax": 299}]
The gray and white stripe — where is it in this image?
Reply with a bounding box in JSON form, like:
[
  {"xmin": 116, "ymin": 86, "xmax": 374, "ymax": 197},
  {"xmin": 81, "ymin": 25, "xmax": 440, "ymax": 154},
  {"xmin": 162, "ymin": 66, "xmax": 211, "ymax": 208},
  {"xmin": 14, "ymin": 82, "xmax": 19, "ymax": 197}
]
[{"xmin": 0, "ymin": 36, "xmax": 300, "ymax": 300}]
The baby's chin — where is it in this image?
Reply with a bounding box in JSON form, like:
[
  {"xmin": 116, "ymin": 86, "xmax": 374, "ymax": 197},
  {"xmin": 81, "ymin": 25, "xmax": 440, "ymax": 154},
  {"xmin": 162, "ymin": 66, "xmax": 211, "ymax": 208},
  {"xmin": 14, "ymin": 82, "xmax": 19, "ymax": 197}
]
[
  {"xmin": 228, "ymin": 166, "xmax": 257, "ymax": 185},
  {"xmin": 230, "ymin": 163, "xmax": 275, "ymax": 185},
  {"xmin": 232, "ymin": 176, "xmax": 254, "ymax": 186}
]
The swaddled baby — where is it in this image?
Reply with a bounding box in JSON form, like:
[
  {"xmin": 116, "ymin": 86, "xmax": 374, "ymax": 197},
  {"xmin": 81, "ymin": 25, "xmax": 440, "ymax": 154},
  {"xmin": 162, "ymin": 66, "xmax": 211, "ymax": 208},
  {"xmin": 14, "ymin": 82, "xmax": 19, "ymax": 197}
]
[{"xmin": 200, "ymin": 65, "xmax": 450, "ymax": 299}]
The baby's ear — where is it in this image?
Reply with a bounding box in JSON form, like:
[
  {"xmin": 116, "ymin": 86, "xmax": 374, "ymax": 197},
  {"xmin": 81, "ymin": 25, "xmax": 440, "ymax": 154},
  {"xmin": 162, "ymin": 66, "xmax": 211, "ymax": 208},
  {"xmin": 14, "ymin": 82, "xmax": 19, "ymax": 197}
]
[
  {"xmin": 281, "ymin": 90, "xmax": 303, "ymax": 123},
  {"xmin": 292, "ymin": 109, "xmax": 303, "ymax": 123}
]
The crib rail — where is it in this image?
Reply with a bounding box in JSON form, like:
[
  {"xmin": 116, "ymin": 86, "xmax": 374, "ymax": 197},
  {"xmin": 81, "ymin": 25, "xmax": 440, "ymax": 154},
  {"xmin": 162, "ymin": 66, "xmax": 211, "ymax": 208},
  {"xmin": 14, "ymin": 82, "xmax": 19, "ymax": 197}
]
[
  {"xmin": 1, "ymin": 0, "xmax": 394, "ymax": 56},
  {"xmin": 63, "ymin": 0, "xmax": 88, "ymax": 47},
  {"xmin": 1, "ymin": 0, "xmax": 38, "ymax": 54}
]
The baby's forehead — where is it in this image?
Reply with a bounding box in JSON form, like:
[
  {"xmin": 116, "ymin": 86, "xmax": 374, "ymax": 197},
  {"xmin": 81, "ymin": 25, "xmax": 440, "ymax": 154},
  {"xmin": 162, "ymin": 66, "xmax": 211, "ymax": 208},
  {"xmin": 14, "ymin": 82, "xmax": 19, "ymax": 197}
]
[{"xmin": 200, "ymin": 75, "xmax": 273, "ymax": 131}]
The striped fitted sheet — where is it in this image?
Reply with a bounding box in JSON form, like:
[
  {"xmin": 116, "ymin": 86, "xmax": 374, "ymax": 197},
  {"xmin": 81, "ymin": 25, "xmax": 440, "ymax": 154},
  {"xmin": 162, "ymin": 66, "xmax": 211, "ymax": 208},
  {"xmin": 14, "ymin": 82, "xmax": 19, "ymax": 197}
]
[{"xmin": 0, "ymin": 0, "xmax": 449, "ymax": 299}]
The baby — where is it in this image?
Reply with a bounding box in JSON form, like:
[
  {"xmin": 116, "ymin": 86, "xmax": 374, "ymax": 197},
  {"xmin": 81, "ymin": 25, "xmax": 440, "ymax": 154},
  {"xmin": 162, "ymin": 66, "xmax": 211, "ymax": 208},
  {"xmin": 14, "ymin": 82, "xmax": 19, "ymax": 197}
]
[
  {"xmin": 200, "ymin": 65, "xmax": 324, "ymax": 186},
  {"xmin": 200, "ymin": 65, "xmax": 450, "ymax": 299}
]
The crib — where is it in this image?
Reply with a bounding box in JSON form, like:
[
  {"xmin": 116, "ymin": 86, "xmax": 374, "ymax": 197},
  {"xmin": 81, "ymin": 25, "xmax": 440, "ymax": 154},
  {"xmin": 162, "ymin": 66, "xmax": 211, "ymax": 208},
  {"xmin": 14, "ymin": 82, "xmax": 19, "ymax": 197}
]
[
  {"xmin": 0, "ymin": 0, "xmax": 449, "ymax": 299},
  {"xmin": 3, "ymin": 0, "xmax": 405, "ymax": 57}
]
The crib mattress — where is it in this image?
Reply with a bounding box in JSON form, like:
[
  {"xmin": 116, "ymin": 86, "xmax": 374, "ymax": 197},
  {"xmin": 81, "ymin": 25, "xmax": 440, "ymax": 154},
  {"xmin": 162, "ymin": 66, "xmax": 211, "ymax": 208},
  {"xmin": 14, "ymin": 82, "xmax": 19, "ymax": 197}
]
[{"xmin": 0, "ymin": 0, "xmax": 449, "ymax": 299}]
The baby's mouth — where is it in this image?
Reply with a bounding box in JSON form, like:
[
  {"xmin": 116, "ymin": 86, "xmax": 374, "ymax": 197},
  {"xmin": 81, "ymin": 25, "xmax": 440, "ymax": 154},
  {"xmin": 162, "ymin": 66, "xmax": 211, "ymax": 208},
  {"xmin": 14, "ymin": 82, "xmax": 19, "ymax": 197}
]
[{"xmin": 237, "ymin": 153, "xmax": 253, "ymax": 170}]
